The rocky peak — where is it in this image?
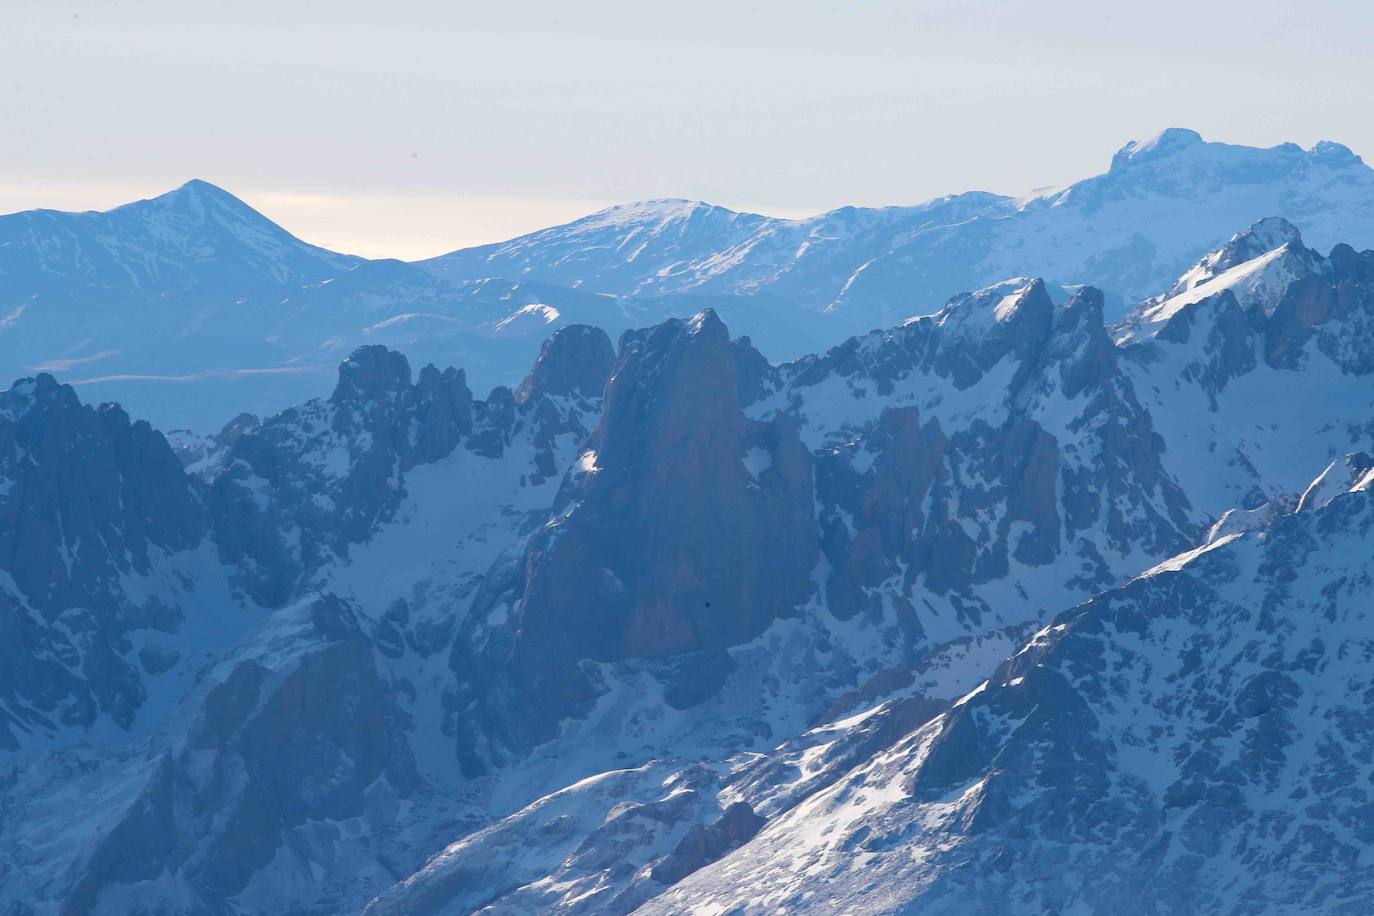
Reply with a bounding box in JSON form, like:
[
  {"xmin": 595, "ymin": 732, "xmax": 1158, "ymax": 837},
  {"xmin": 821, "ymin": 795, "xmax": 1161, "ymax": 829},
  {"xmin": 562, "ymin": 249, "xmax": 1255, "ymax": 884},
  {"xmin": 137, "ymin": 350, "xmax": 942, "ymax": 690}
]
[
  {"xmin": 1263, "ymin": 241, "xmax": 1374, "ymax": 369},
  {"xmin": 212, "ymin": 346, "xmax": 480, "ymax": 605},
  {"xmin": 0, "ymin": 374, "xmax": 205, "ymax": 611},
  {"xmin": 1309, "ymin": 139, "xmax": 1364, "ymax": 167},
  {"xmin": 944, "ymin": 277, "xmax": 1054, "ymax": 330},
  {"xmin": 0, "ymin": 372, "xmax": 74, "ymax": 419},
  {"xmin": 514, "ymin": 323, "xmax": 615, "ymax": 404},
  {"xmin": 331, "ymin": 345, "xmax": 414, "ymax": 404},
  {"xmin": 1192, "ymin": 217, "xmax": 1305, "ymax": 284},
  {"xmin": 1297, "ymin": 452, "xmax": 1374, "ymax": 513},
  {"xmin": 1118, "ymin": 219, "xmax": 1329, "ymax": 346},
  {"xmin": 1110, "ymin": 127, "xmax": 1205, "ymax": 169},
  {"xmin": 0, "ymin": 376, "xmax": 211, "ymax": 745},
  {"xmin": 595, "ymin": 308, "xmax": 736, "ymax": 477},
  {"xmin": 450, "ymin": 309, "xmax": 818, "ymax": 772},
  {"xmin": 411, "ymin": 364, "xmax": 474, "ymax": 465},
  {"xmin": 877, "ymin": 279, "xmax": 1057, "ymax": 394},
  {"xmin": 1043, "ymin": 286, "xmax": 1116, "ymax": 399}
]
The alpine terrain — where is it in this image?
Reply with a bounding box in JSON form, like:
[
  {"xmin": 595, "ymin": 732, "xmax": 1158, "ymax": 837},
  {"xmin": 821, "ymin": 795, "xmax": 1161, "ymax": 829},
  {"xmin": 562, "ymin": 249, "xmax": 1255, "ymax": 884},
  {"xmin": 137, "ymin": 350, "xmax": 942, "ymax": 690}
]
[
  {"xmin": 2, "ymin": 133, "xmax": 1374, "ymax": 914},
  {"xmin": 5, "ymin": 129, "xmax": 1374, "ymax": 431}
]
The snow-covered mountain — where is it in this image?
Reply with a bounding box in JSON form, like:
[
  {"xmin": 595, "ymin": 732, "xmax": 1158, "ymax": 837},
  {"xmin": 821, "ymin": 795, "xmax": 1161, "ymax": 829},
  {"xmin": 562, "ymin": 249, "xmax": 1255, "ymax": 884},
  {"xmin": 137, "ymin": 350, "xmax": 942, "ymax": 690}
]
[
  {"xmin": 364, "ymin": 462, "xmax": 1374, "ymax": 914},
  {"xmin": 1115, "ymin": 217, "xmax": 1374, "ymax": 515},
  {"xmin": 0, "ymin": 181, "xmax": 715, "ymax": 433},
  {"xmin": 424, "ymin": 129, "xmax": 1374, "ymax": 327},
  {"xmin": 5, "ymin": 215, "xmax": 1374, "ymax": 912},
  {"xmin": 637, "ymin": 469, "xmax": 1374, "ymax": 914},
  {"xmin": 6, "ymin": 129, "xmax": 1374, "ymax": 434}
]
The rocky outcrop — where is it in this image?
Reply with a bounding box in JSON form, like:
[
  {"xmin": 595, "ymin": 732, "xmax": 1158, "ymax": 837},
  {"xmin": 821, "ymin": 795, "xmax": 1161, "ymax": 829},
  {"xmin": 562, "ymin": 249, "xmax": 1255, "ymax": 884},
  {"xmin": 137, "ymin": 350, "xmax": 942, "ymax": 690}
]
[
  {"xmin": 514, "ymin": 323, "xmax": 616, "ymax": 404},
  {"xmin": 0, "ymin": 374, "xmax": 205, "ymax": 612},
  {"xmin": 0, "ymin": 375, "xmax": 208, "ymax": 745},
  {"xmin": 208, "ymin": 346, "xmax": 479, "ymax": 605},
  {"xmin": 641, "ymin": 483, "xmax": 1374, "ymax": 915},
  {"xmin": 60, "ymin": 594, "xmax": 419, "ymax": 914},
  {"xmin": 439, "ymin": 286, "xmax": 1205, "ymax": 777},
  {"xmin": 789, "ymin": 282, "xmax": 1195, "ymax": 643},
  {"xmin": 1115, "ymin": 228, "xmax": 1374, "ymax": 516},
  {"xmin": 9, "ymin": 219, "xmax": 1374, "ymax": 915},
  {"xmin": 650, "ymin": 802, "xmax": 766, "ymax": 885},
  {"xmin": 1265, "ymin": 242, "xmax": 1374, "ymax": 371},
  {"xmin": 450, "ymin": 310, "xmax": 818, "ymax": 773},
  {"xmin": 517, "ymin": 310, "xmax": 816, "ymax": 662}
]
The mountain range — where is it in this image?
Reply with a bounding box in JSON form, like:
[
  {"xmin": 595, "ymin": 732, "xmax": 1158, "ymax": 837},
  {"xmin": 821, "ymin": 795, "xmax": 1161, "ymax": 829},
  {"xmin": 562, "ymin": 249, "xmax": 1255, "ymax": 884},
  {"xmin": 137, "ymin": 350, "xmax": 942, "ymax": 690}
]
[
  {"xmin": 3, "ymin": 152, "xmax": 1374, "ymax": 914},
  {"xmin": 5, "ymin": 128, "xmax": 1374, "ymax": 434}
]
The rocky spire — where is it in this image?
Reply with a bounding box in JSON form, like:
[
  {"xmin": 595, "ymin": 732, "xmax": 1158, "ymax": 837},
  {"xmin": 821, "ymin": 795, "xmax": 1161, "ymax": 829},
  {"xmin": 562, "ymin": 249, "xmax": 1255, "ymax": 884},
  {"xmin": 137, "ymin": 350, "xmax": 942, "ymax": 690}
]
[{"xmin": 514, "ymin": 324, "xmax": 615, "ymax": 404}]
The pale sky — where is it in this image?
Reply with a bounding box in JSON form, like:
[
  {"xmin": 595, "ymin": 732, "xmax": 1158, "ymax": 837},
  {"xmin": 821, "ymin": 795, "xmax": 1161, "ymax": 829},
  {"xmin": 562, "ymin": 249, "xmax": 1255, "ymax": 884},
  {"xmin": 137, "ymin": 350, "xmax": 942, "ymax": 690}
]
[{"xmin": 3, "ymin": 0, "xmax": 1371, "ymax": 259}]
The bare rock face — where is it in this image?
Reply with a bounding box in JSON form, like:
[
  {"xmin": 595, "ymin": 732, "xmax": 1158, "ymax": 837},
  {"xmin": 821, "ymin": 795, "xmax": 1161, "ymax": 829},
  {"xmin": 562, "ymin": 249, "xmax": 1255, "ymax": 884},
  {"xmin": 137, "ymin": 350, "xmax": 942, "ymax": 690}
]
[
  {"xmin": 798, "ymin": 283, "xmax": 1194, "ymax": 641},
  {"xmin": 650, "ymin": 801, "xmax": 766, "ymax": 885},
  {"xmin": 60, "ymin": 594, "xmax": 419, "ymax": 913},
  {"xmin": 0, "ymin": 374, "xmax": 205, "ymax": 611},
  {"xmin": 1265, "ymin": 243, "xmax": 1374, "ymax": 371},
  {"xmin": 641, "ymin": 486, "xmax": 1374, "ymax": 914},
  {"xmin": 209, "ymin": 346, "xmax": 478, "ymax": 606},
  {"xmin": 411, "ymin": 363, "xmax": 475, "ymax": 465},
  {"xmin": 451, "ymin": 310, "xmax": 818, "ymax": 772},
  {"xmin": 1132, "ymin": 224, "xmax": 1374, "ymax": 381},
  {"xmin": 0, "ymin": 375, "xmax": 207, "ymax": 744},
  {"xmin": 514, "ymin": 323, "xmax": 616, "ymax": 404},
  {"xmin": 516, "ymin": 310, "xmax": 816, "ymax": 662}
]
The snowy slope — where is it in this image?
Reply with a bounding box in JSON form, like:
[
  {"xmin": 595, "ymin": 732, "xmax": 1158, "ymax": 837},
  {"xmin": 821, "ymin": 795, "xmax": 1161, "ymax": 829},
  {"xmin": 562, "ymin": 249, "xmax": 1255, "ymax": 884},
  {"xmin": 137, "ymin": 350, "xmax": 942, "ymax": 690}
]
[
  {"xmin": 425, "ymin": 129, "xmax": 1374, "ymax": 328},
  {"xmin": 1115, "ymin": 219, "xmax": 1374, "ymax": 516},
  {"xmin": 641, "ymin": 472, "xmax": 1374, "ymax": 915},
  {"xmin": 0, "ymin": 330, "xmax": 617, "ymax": 913},
  {"xmin": 366, "ymin": 452, "xmax": 1374, "ymax": 914}
]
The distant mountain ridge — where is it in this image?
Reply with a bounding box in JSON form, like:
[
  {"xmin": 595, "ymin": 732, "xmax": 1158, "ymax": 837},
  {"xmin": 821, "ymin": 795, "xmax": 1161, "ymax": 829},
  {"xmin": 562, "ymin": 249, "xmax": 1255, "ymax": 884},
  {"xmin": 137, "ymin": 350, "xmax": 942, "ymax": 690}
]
[
  {"xmin": 423, "ymin": 128, "xmax": 1374, "ymax": 323},
  {"xmin": 3, "ymin": 128, "xmax": 1374, "ymax": 437}
]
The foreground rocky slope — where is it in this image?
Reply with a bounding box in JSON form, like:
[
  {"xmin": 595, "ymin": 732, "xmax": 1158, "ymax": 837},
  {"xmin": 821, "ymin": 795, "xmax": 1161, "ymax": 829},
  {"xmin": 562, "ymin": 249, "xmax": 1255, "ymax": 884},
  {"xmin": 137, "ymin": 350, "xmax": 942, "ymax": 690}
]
[
  {"xmin": 2, "ymin": 220, "xmax": 1374, "ymax": 913},
  {"xmin": 0, "ymin": 328, "xmax": 616, "ymax": 911},
  {"xmin": 643, "ymin": 465, "xmax": 1374, "ymax": 914},
  {"xmin": 370, "ymin": 461, "xmax": 1374, "ymax": 915}
]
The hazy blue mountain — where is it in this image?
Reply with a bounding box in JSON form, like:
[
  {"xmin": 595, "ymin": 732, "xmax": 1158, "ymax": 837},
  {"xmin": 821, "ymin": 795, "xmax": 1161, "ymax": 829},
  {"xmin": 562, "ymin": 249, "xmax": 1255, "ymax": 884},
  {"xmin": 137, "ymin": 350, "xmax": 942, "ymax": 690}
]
[
  {"xmin": 424, "ymin": 129, "xmax": 1374, "ymax": 326},
  {"xmin": 0, "ymin": 182, "xmax": 689, "ymax": 432},
  {"xmin": 5, "ymin": 130, "xmax": 1374, "ymax": 435}
]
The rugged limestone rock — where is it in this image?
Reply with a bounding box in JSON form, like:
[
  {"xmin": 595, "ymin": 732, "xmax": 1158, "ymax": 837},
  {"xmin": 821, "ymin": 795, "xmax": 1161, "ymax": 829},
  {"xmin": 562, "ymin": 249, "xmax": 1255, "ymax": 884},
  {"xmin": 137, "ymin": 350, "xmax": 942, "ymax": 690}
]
[
  {"xmin": 0, "ymin": 374, "xmax": 205, "ymax": 611},
  {"xmin": 651, "ymin": 802, "xmax": 766, "ymax": 885},
  {"xmin": 450, "ymin": 310, "xmax": 818, "ymax": 772},
  {"xmin": 1116, "ymin": 225, "xmax": 1374, "ymax": 516},
  {"xmin": 514, "ymin": 323, "xmax": 616, "ymax": 404},
  {"xmin": 0, "ymin": 331, "xmax": 622, "ymax": 911},
  {"xmin": 8, "ymin": 222, "xmax": 1374, "ymax": 914},
  {"xmin": 641, "ymin": 484, "xmax": 1374, "ymax": 914},
  {"xmin": 1265, "ymin": 242, "xmax": 1374, "ymax": 371},
  {"xmin": 58, "ymin": 594, "xmax": 419, "ymax": 913},
  {"xmin": 0, "ymin": 375, "xmax": 209, "ymax": 745},
  {"xmin": 781, "ymin": 282, "xmax": 1195, "ymax": 644},
  {"xmin": 208, "ymin": 346, "xmax": 479, "ymax": 605}
]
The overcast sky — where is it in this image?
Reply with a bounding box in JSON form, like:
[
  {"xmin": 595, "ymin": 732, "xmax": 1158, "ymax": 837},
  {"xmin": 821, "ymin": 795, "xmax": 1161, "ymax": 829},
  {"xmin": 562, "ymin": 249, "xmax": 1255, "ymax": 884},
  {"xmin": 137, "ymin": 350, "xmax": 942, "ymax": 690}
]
[{"xmin": 3, "ymin": 0, "xmax": 1371, "ymax": 259}]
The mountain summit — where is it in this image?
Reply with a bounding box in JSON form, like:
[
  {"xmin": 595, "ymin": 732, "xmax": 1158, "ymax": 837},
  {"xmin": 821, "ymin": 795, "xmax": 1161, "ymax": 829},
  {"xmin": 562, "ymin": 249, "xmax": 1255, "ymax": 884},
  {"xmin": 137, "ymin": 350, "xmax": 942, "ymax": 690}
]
[
  {"xmin": 4, "ymin": 130, "xmax": 1374, "ymax": 436},
  {"xmin": 1109, "ymin": 126, "xmax": 1205, "ymax": 167},
  {"xmin": 424, "ymin": 128, "xmax": 1374, "ymax": 327}
]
